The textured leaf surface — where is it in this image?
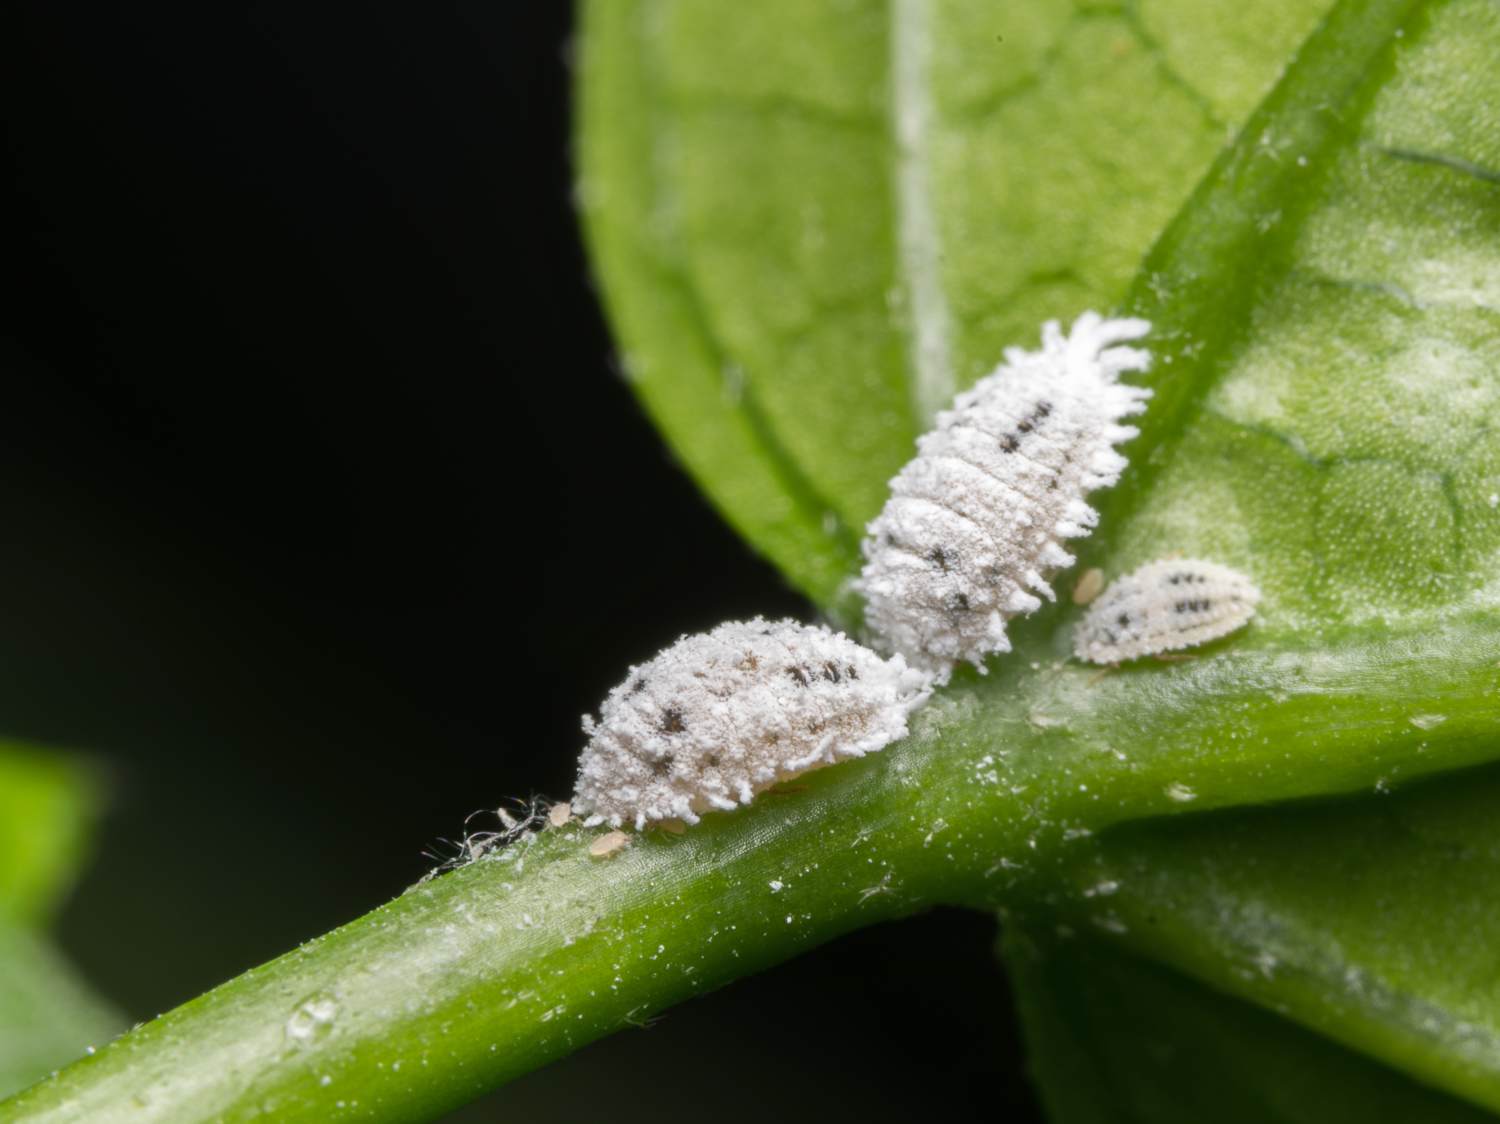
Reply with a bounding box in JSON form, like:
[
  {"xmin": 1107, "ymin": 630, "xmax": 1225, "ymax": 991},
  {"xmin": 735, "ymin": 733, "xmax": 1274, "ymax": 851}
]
[
  {"xmin": 1003, "ymin": 925, "xmax": 1494, "ymax": 1123},
  {"xmin": 1003, "ymin": 0, "xmax": 1500, "ymax": 1105},
  {"xmin": 582, "ymin": 0, "xmax": 1500, "ymax": 1113},
  {"xmin": 577, "ymin": 0, "xmax": 1332, "ymax": 602},
  {"xmin": 1032, "ymin": 762, "xmax": 1500, "ymax": 1114}
]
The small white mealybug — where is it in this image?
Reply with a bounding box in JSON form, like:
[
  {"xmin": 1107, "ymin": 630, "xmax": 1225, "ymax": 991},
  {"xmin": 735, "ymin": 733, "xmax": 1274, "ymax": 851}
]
[
  {"xmin": 572, "ymin": 618, "xmax": 932, "ymax": 829},
  {"xmin": 1073, "ymin": 558, "xmax": 1260, "ymax": 664},
  {"xmin": 858, "ymin": 312, "xmax": 1152, "ymax": 677}
]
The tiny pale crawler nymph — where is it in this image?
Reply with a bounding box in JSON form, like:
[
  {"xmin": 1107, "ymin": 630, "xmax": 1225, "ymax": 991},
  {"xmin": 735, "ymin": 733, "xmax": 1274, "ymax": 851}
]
[
  {"xmin": 858, "ymin": 312, "xmax": 1152, "ymax": 679},
  {"xmin": 572, "ymin": 618, "xmax": 931, "ymax": 829},
  {"xmin": 1073, "ymin": 558, "xmax": 1260, "ymax": 664},
  {"xmin": 1071, "ymin": 567, "xmax": 1106, "ymax": 606},
  {"xmin": 588, "ymin": 830, "xmax": 631, "ymax": 859}
]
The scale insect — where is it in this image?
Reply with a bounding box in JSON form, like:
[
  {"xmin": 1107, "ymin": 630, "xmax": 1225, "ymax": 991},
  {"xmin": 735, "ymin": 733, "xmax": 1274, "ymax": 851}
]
[
  {"xmin": 571, "ymin": 618, "xmax": 932, "ymax": 830},
  {"xmin": 1073, "ymin": 558, "xmax": 1260, "ymax": 664},
  {"xmin": 858, "ymin": 312, "xmax": 1152, "ymax": 679}
]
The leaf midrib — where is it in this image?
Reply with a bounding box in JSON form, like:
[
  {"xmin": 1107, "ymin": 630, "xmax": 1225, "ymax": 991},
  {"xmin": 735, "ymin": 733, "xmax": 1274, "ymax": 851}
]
[{"xmin": 890, "ymin": 0, "xmax": 957, "ymax": 427}]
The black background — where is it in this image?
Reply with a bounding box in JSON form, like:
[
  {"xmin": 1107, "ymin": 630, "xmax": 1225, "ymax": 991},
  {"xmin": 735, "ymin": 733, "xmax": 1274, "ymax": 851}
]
[{"xmin": 5, "ymin": 3, "xmax": 1043, "ymax": 1119}]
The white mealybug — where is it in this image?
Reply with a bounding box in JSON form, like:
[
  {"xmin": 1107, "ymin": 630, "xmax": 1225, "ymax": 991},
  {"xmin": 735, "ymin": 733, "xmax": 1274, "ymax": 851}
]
[
  {"xmin": 858, "ymin": 312, "xmax": 1152, "ymax": 677},
  {"xmin": 572, "ymin": 618, "xmax": 932, "ymax": 829},
  {"xmin": 1073, "ymin": 558, "xmax": 1260, "ymax": 664}
]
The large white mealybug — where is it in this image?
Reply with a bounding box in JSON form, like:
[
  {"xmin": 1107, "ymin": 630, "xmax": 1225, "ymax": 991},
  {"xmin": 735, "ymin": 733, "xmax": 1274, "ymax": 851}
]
[
  {"xmin": 858, "ymin": 312, "xmax": 1152, "ymax": 677},
  {"xmin": 1073, "ymin": 558, "xmax": 1260, "ymax": 664},
  {"xmin": 572, "ymin": 618, "xmax": 932, "ymax": 829}
]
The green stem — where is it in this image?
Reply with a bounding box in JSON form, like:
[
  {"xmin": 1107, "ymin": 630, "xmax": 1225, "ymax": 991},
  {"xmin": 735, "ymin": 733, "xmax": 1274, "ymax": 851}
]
[{"xmin": 5, "ymin": 617, "xmax": 1497, "ymax": 1122}]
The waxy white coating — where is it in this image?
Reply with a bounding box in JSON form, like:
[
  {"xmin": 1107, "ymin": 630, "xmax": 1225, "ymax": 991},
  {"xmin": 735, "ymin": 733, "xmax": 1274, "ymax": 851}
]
[
  {"xmin": 1074, "ymin": 558, "xmax": 1260, "ymax": 664},
  {"xmin": 858, "ymin": 312, "xmax": 1152, "ymax": 677},
  {"xmin": 572, "ymin": 618, "xmax": 932, "ymax": 829}
]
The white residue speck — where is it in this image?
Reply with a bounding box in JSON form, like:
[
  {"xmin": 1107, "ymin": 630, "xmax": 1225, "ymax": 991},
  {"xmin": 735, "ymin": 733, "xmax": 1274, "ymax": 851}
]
[{"xmin": 285, "ymin": 995, "xmax": 339, "ymax": 1044}]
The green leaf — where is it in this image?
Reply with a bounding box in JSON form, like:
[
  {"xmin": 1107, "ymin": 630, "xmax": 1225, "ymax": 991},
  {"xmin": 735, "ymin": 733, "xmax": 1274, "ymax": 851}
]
[
  {"xmin": 0, "ymin": 743, "xmax": 120, "ymax": 1099},
  {"xmin": 1002, "ymin": 924, "xmax": 1494, "ymax": 1123},
  {"xmin": 994, "ymin": 0, "xmax": 1500, "ymax": 1104},
  {"xmin": 0, "ymin": 742, "xmax": 98, "ymax": 927},
  {"xmin": 1032, "ymin": 762, "xmax": 1500, "ymax": 1114},
  {"xmin": 0, "ymin": 927, "xmax": 120, "ymax": 1100},
  {"xmin": 9, "ymin": 0, "xmax": 1499, "ymax": 1118},
  {"xmin": 581, "ymin": 0, "xmax": 1500, "ymax": 1112},
  {"xmin": 1102, "ymin": 0, "xmax": 1500, "ymax": 633},
  {"xmin": 576, "ymin": 0, "xmax": 1334, "ymax": 603}
]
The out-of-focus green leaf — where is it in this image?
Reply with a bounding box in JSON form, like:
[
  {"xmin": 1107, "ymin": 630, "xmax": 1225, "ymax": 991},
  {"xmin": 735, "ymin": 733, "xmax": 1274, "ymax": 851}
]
[
  {"xmin": 0, "ymin": 926, "xmax": 120, "ymax": 1100},
  {"xmin": 1003, "ymin": 925, "xmax": 1494, "ymax": 1123},
  {"xmin": 0, "ymin": 742, "xmax": 98, "ymax": 926},
  {"xmin": 0, "ymin": 743, "xmax": 119, "ymax": 1099}
]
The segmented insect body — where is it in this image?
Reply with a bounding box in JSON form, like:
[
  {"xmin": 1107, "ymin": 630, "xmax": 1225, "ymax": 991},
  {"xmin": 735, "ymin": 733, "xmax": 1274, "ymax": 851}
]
[
  {"xmin": 572, "ymin": 618, "xmax": 932, "ymax": 829},
  {"xmin": 858, "ymin": 312, "xmax": 1153, "ymax": 678},
  {"xmin": 1073, "ymin": 558, "xmax": 1260, "ymax": 664}
]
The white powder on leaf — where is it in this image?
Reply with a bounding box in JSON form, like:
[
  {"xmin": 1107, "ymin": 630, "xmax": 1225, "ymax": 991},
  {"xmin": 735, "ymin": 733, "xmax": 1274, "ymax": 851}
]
[
  {"xmin": 858, "ymin": 312, "xmax": 1152, "ymax": 678},
  {"xmin": 572, "ymin": 618, "xmax": 932, "ymax": 829},
  {"xmin": 1074, "ymin": 558, "xmax": 1260, "ymax": 664}
]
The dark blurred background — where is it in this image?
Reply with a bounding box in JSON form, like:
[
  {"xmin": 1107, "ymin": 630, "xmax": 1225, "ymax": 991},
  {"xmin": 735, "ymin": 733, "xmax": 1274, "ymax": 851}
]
[{"xmin": 3, "ymin": 3, "xmax": 1042, "ymax": 1119}]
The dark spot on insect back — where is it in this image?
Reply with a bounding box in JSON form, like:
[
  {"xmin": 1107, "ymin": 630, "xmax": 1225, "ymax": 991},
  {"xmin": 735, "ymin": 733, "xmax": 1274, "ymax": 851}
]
[
  {"xmin": 629, "ymin": 679, "xmax": 647, "ymax": 695},
  {"xmin": 1117, "ymin": 613, "xmax": 1130, "ymax": 627},
  {"xmin": 927, "ymin": 546, "xmax": 952, "ymax": 572},
  {"xmin": 822, "ymin": 661, "xmax": 843, "ymax": 683},
  {"xmin": 787, "ymin": 666, "xmax": 811, "ymax": 687},
  {"xmin": 659, "ymin": 707, "xmax": 686, "ymax": 734},
  {"xmin": 948, "ymin": 592, "xmax": 971, "ymax": 614},
  {"xmin": 651, "ymin": 753, "xmax": 675, "ymax": 777},
  {"xmin": 1017, "ymin": 401, "xmax": 1050, "ymax": 435},
  {"xmin": 845, "ymin": 664, "xmax": 859, "ymax": 680},
  {"xmin": 1000, "ymin": 434, "xmax": 1020, "ymax": 453}
]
